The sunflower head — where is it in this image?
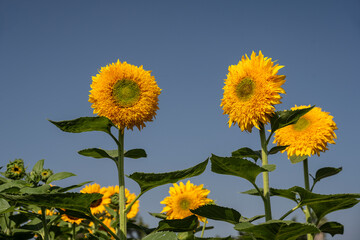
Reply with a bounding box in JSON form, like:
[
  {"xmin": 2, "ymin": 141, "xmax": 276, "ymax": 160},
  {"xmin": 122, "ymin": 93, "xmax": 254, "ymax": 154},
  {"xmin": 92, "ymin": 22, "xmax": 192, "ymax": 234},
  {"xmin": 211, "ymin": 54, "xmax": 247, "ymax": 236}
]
[
  {"xmin": 221, "ymin": 51, "xmax": 286, "ymax": 132},
  {"xmin": 89, "ymin": 60, "xmax": 161, "ymax": 131},
  {"xmin": 5, "ymin": 159, "xmax": 26, "ymax": 180},
  {"xmin": 80, "ymin": 183, "xmax": 111, "ymax": 215},
  {"xmin": 60, "ymin": 209, "xmax": 84, "ymax": 225},
  {"xmin": 40, "ymin": 169, "xmax": 53, "ymax": 182},
  {"xmin": 273, "ymin": 105, "xmax": 338, "ymax": 158},
  {"xmin": 160, "ymin": 180, "xmax": 213, "ymax": 222}
]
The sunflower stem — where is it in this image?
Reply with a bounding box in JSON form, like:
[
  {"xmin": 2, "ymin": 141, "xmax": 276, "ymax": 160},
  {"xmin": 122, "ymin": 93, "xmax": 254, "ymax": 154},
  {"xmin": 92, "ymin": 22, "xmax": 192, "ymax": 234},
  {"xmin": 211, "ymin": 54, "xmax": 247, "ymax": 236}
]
[
  {"xmin": 200, "ymin": 219, "xmax": 207, "ymax": 238},
  {"xmin": 117, "ymin": 129, "xmax": 127, "ymax": 240},
  {"xmin": 259, "ymin": 124, "xmax": 272, "ymax": 221},
  {"xmin": 41, "ymin": 207, "xmax": 49, "ymax": 240},
  {"xmin": 72, "ymin": 223, "xmax": 75, "ymax": 240},
  {"xmin": 124, "ymin": 191, "xmax": 143, "ymax": 214},
  {"xmin": 303, "ymin": 158, "xmax": 314, "ymax": 240}
]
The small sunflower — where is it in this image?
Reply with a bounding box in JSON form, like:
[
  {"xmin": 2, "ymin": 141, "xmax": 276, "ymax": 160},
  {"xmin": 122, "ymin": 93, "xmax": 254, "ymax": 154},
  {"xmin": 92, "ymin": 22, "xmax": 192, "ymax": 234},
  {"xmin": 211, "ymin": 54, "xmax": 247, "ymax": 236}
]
[
  {"xmin": 40, "ymin": 169, "xmax": 53, "ymax": 182},
  {"xmin": 273, "ymin": 105, "xmax": 337, "ymax": 157},
  {"xmin": 106, "ymin": 186, "xmax": 139, "ymax": 219},
  {"xmin": 89, "ymin": 60, "xmax": 161, "ymax": 130},
  {"xmin": 80, "ymin": 183, "xmax": 111, "ymax": 214},
  {"xmin": 221, "ymin": 51, "xmax": 286, "ymax": 132},
  {"xmin": 61, "ymin": 213, "xmax": 83, "ymax": 225},
  {"xmin": 5, "ymin": 159, "xmax": 26, "ymax": 180},
  {"xmin": 160, "ymin": 180, "xmax": 213, "ymax": 222}
]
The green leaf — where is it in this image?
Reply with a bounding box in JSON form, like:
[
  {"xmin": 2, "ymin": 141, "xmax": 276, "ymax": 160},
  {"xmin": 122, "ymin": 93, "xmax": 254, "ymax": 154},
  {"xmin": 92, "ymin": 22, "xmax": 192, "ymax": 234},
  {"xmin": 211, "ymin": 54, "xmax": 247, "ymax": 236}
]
[
  {"xmin": 128, "ymin": 159, "xmax": 208, "ymax": 193},
  {"xmin": 289, "ymin": 154, "xmax": 308, "ymax": 164},
  {"xmin": 270, "ymin": 106, "xmax": 314, "ymax": 133},
  {"xmin": 0, "ymin": 199, "xmax": 10, "ymax": 213},
  {"xmin": 319, "ymin": 221, "xmax": 343, "ymax": 236},
  {"xmin": 0, "ymin": 192, "xmax": 102, "ymax": 214},
  {"xmin": 262, "ymin": 164, "xmax": 276, "ymax": 172},
  {"xmin": 234, "ymin": 220, "xmax": 320, "ymax": 240},
  {"xmin": 49, "ymin": 116, "xmax": 113, "ymax": 134},
  {"xmin": 20, "ymin": 184, "xmax": 51, "ymax": 194},
  {"xmin": 142, "ymin": 231, "xmax": 178, "ymax": 240},
  {"xmin": 149, "ymin": 212, "xmax": 168, "ymax": 219},
  {"xmin": 191, "ymin": 205, "xmax": 241, "ymax": 224},
  {"xmin": 78, "ymin": 148, "xmax": 117, "ymax": 161},
  {"xmin": 194, "ymin": 237, "xmax": 235, "ymax": 240},
  {"xmin": 156, "ymin": 215, "xmax": 199, "ymax": 232},
  {"xmin": 0, "ymin": 180, "xmax": 28, "ymax": 193},
  {"xmin": 46, "ymin": 172, "xmax": 76, "ymax": 184},
  {"xmin": 240, "ymin": 215, "xmax": 265, "ymax": 223},
  {"xmin": 53, "ymin": 181, "xmax": 93, "ymax": 193},
  {"xmin": 314, "ymin": 167, "xmax": 342, "ymax": 183},
  {"xmin": 32, "ymin": 159, "xmax": 44, "ymax": 173},
  {"xmin": 268, "ymin": 146, "xmax": 288, "ymax": 155},
  {"xmin": 210, "ymin": 154, "xmax": 270, "ymax": 184},
  {"xmin": 231, "ymin": 147, "xmax": 261, "ymax": 162},
  {"xmin": 125, "ymin": 149, "xmax": 147, "ymax": 159}
]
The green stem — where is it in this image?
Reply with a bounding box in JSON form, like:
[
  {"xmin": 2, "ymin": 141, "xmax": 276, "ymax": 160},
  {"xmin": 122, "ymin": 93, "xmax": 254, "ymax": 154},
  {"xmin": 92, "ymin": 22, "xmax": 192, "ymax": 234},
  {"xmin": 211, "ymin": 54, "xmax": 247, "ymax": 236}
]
[
  {"xmin": 117, "ymin": 129, "xmax": 127, "ymax": 240},
  {"xmin": 279, "ymin": 203, "xmax": 301, "ymax": 220},
  {"xmin": 91, "ymin": 214, "xmax": 120, "ymax": 240},
  {"xmin": 124, "ymin": 191, "xmax": 143, "ymax": 214},
  {"xmin": 259, "ymin": 125, "xmax": 272, "ymax": 221},
  {"xmin": 200, "ymin": 219, "xmax": 207, "ymax": 238},
  {"xmin": 41, "ymin": 207, "xmax": 49, "ymax": 240},
  {"xmin": 303, "ymin": 158, "xmax": 314, "ymax": 240},
  {"xmin": 72, "ymin": 223, "xmax": 76, "ymax": 240}
]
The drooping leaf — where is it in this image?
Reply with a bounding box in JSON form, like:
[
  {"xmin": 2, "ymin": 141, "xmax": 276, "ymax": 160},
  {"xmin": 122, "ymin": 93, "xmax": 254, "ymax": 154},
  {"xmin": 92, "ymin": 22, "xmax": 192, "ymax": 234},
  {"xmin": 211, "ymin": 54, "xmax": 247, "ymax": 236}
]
[
  {"xmin": 191, "ymin": 205, "xmax": 241, "ymax": 224},
  {"xmin": 289, "ymin": 155, "xmax": 308, "ymax": 164},
  {"xmin": 270, "ymin": 106, "xmax": 314, "ymax": 133},
  {"xmin": 210, "ymin": 154, "xmax": 270, "ymax": 184},
  {"xmin": 32, "ymin": 159, "xmax": 44, "ymax": 173},
  {"xmin": 78, "ymin": 148, "xmax": 117, "ymax": 161},
  {"xmin": 142, "ymin": 231, "xmax": 178, "ymax": 240},
  {"xmin": 234, "ymin": 220, "xmax": 320, "ymax": 240},
  {"xmin": 46, "ymin": 172, "xmax": 76, "ymax": 184},
  {"xmin": 231, "ymin": 147, "xmax": 261, "ymax": 162},
  {"xmin": 0, "ymin": 192, "xmax": 102, "ymax": 214},
  {"xmin": 156, "ymin": 215, "xmax": 198, "ymax": 232},
  {"xmin": 268, "ymin": 146, "xmax": 288, "ymax": 155},
  {"xmin": 314, "ymin": 167, "xmax": 342, "ymax": 184},
  {"xmin": 319, "ymin": 221, "xmax": 344, "ymax": 236},
  {"xmin": 49, "ymin": 116, "xmax": 113, "ymax": 134},
  {"xmin": 0, "ymin": 199, "xmax": 10, "ymax": 213},
  {"xmin": 124, "ymin": 149, "xmax": 147, "ymax": 159},
  {"xmin": 128, "ymin": 159, "xmax": 208, "ymax": 193}
]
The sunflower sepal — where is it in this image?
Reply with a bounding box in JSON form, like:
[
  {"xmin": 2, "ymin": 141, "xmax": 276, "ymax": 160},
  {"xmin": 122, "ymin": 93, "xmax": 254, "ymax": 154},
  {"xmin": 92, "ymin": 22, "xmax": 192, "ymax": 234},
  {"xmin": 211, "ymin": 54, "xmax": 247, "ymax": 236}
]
[
  {"xmin": 231, "ymin": 147, "xmax": 261, "ymax": 162},
  {"xmin": 270, "ymin": 105, "xmax": 315, "ymax": 134},
  {"xmin": 49, "ymin": 116, "xmax": 114, "ymax": 134},
  {"xmin": 289, "ymin": 154, "xmax": 308, "ymax": 164},
  {"xmin": 127, "ymin": 159, "xmax": 208, "ymax": 194}
]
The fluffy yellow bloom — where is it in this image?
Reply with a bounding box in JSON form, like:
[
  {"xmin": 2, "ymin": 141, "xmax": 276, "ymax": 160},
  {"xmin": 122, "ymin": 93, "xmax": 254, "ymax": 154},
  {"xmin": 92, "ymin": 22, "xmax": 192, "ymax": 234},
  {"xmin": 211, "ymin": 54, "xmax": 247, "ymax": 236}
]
[
  {"xmin": 106, "ymin": 185, "xmax": 139, "ymax": 219},
  {"xmin": 221, "ymin": 51, "xmax": 286, "ymax": 132},
  {"xmin": 273, "ymin": 105, "xmax": 337, "ymax": 157},
  {"xmin": 61, "ymin": 212, "xmax": 83, "ymax": 225},
  {"xmin": 80, "ymin": 183, "xmax": 111, "ymax": 214},
  {"xmin": 160, "ymin": 181, "xmax": 213, "ymax": 222},
  {"xmin": 89, "ymin": 60, "xmax": 161, "ymax": 130}
]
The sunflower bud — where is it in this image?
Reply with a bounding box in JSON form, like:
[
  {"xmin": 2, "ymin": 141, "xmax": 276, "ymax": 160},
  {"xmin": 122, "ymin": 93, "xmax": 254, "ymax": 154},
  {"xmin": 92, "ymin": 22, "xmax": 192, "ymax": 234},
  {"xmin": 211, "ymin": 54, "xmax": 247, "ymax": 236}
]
[
  {"xmin": 26, "ymin": 170, "xmax": 41, "ymax": 186},
  {"xmin": 5, "ymin": 159, "xmax": 26, "ymax": 180},
  {"xmin": 109, "ymin": 194, "xmax": 119, "ymax": 209},
  {"xmin": 40, "ymin": 169, "xmax": 53, "ymax": 182}
]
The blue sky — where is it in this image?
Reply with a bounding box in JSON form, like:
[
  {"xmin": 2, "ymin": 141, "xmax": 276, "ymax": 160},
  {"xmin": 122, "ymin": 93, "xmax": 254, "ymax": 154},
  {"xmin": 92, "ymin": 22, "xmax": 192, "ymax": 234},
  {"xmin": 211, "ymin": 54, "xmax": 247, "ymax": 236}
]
[{"xmin": 1, "ymin": 0, "xmax": 359, "ymax": 238}]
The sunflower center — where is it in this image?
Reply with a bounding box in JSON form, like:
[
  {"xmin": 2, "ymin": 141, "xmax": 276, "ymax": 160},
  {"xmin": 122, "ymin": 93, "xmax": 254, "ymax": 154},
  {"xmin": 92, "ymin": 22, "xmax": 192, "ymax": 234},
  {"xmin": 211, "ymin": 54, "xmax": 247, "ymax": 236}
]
[
  {"xmin": 179, "ymin": 198, "xmax": 191, "ymax": 210},
  {"xmin": 112, "ymin": 79, "xmax": 141, "ymax": 108},
  {"xmin": 90, "ymin": 198, "xmax": 103, "ymax": 208},
  {"xmin": 293, "ymin": 117, "xmax": 311, "ymax": 131},
  {"xmin": 235, "ymin": 78, "xmax": 255, "ymax": 101},
  {"xmin": 12, "ymin": 166, "xmax": 21, "ymax": 174}
]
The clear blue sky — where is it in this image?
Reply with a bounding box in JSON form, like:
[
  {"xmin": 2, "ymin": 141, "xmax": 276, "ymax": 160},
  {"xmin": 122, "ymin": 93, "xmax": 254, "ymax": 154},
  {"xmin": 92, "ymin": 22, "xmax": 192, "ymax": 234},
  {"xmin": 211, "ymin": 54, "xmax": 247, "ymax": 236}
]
[{"xmin": 1, "ymin": 0, "xmax": 359, "ymax": 239}]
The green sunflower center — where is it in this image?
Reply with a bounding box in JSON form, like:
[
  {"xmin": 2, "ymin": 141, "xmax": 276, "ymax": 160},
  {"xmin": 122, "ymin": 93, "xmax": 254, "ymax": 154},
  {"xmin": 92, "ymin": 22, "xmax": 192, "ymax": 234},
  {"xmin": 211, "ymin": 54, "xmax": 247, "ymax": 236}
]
[
  {"xmin": 293, "ymin": 117, "xmax": 311, "ymax": 131},
  {"xmin": 236, "ymin": 78, "xmax": 255, "ymax": 101},
  {"xmin": 112, "ymin": 79, "xmax": 141, "ymax": 108},
  {"xmin": 179, "ymin": 198, "xmax": 191, "ymax": 210}
]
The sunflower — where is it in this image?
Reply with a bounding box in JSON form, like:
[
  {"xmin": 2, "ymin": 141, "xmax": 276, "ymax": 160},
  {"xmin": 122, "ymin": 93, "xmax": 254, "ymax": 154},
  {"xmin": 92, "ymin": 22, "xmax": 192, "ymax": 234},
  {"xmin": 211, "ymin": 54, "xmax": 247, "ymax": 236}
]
[
  {"xmin": 221, "ymin": 51, "xmax": 286, "ymax": 132},
  {"xmin": 61, "ymin": 213, "xmax": 83, "ymax": 225},
  {"xmin": 160, "ymin": 180, "xmax": 213, "ymax": 222},
  {"xmin": 273, "ymin": 105, "xmax": 337, "ymax": 157},
  {"xmin": 89, "ymin": 217, "xmax": 116, "ymax": 238},
  {"xmin": 5, "ymin": 159, "xmax": 26, "ymax": 180},
  {"xmin": 89, "ymin": 60, "xmax": 161, "ymax": 130},
  {"xmin": 106, "ymin": 186, "xmax": 139, "ymax": 219},
  {"xmin": 80, "ymin": 183, "xmax": 111, "ymax": 214},
  {"xmin": 40, "ymin": 169, "xmax": 53, "ymax": 182},
  {"xmin": 37, "ymin": 209, "xmax": 57, "ymax": 216}
]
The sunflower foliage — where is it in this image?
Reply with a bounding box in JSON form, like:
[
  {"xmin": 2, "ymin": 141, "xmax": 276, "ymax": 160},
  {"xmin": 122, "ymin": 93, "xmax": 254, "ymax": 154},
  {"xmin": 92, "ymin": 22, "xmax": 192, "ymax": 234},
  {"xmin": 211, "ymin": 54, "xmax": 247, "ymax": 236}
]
[{"xmin": 2, "ymin": 56, "xmax": 360, "ymax": 240}]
